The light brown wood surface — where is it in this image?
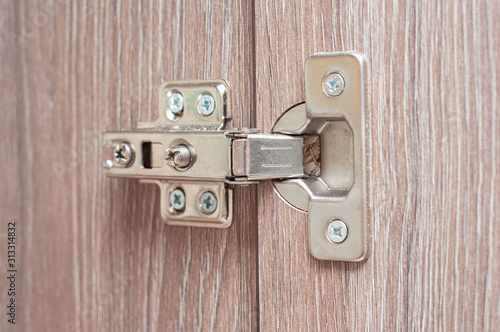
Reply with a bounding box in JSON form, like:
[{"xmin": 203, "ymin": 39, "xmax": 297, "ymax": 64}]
[
  {"xmin": 255, "ymin": 0, "xmax": 500, "ymax": 331},
  {"xmin": 1, "ymin": 1, "xmax": 257, "ymax": 331},
  {"xmin": 1, "ymin": 0, "xmax": 499, "ymax": 331}
]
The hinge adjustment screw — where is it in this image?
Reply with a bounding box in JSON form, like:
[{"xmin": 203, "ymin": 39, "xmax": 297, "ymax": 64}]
[
  {"xmin": 166, "ymin": 145, "xmax": 192, "ymax": 169},
  {"xmin": 113, "ymin": 142, "xmax": 134, "ymax": 166}
]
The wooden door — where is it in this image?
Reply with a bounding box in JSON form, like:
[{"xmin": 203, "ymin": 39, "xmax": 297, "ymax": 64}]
[
  {"xmin": 1, "ymin": 1, "xmax": 499, "ymax": 331},
  {"xmin": 255, "ymin": 2, "xmax": 500, "ymax": 331}
]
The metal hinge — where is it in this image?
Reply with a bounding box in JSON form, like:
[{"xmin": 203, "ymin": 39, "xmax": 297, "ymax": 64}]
[{"xmin": 103, "ymin": 52, "xmax": 370, "ymax": 261}]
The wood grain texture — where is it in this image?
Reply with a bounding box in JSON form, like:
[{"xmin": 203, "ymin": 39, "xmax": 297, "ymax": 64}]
[
  {"xmin": 1, "ymin": 0, "xmax": 258, "ymax": 331},
  {"xmin": 3, "ymin": 0, "xmax": 500, "ymax": 331},
  {"xmin": 255, "ymin": 0, "xmax": 500, "ymax": 331}
]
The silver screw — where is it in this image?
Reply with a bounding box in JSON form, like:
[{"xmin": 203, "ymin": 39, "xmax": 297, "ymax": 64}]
[
  {"xmin": 166, "ymin": 145, "xmax": 192, "ymax": 169},
  {"xmin": 322, "ymin": 72, "xmax": 345, "ymax": 97},
  {"xmin": 170, "ymin": 188, "xmax": 186, "ymax": 211},
  {"xmin": 113, "ymin": 142, "xmax": 133, "ymax": 166},
  {"xmin": 197, "ymin": 93, "xmax": 216, "ymax": 116},
  {"xmin": 326, "ymin": 219, "xmax": 348, "ymax": 244},
  {"xmin": 199, "ymin": 191, "xmax": 217, "ymax": 214},
  {"xmin": 167, "ymin": 91, "xmax": 184, "ymax": 114}
]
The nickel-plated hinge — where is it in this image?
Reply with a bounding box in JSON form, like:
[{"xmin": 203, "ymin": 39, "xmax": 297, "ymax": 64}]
[{"xmin": 103, "ymin": 52, "xmax": 370, "ymax": 261}]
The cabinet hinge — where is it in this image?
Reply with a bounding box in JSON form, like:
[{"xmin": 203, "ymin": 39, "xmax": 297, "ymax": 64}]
[{"xmin": 103, "ymin": 52, "xmax": 370, "ymax": 261}]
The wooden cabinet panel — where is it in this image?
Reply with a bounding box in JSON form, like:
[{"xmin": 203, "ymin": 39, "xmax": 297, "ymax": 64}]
[
  {"xmin": 2, "ymin": 0, "xmax": 499, "ymax": 331},
  {"xmin": 1, "ymin": 1, "xmax": 257, "ymax": 331},
  {"xmin": 255, "ymin": 0, "xmax": 500, "ymax": 331}
]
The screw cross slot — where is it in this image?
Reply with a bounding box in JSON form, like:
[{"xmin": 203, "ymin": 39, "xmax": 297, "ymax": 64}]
[
  {"xmin": 113, "ymin": 142, "xmax": 133, "ymax": 166},
  {"xmin": 199, "ymin": 191, "xmax": 217, "ymax": 214},
  {"xmin": 197, "ymin": 93, "xmax": 216, "ymax": 116},
  {"xmin": 322, "ymin": 72, "xmax": 345, "ymax": 97},
  {"xmin": 169, "ymin": 188, "xmax": 186, "ymax": 212},
  {"xmin": 326, "ymin": 219, "xmax": 348, "ymax": 244}
]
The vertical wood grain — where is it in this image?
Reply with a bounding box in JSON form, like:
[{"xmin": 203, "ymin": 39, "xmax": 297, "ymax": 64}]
[
  {"xmin": 3, "ymin": 0, "xmax": 500, "ymax": 331},
  {"xmin": 255, "ymin": 0, "xmax": 500, "ymax": 331},
  {"xmin": 0, "ymin": 1, "xmax": 26, "ymax": 329},
  {"xmin": 1, "ymin": 0, "xmax": 258, "ymax": 331}
]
